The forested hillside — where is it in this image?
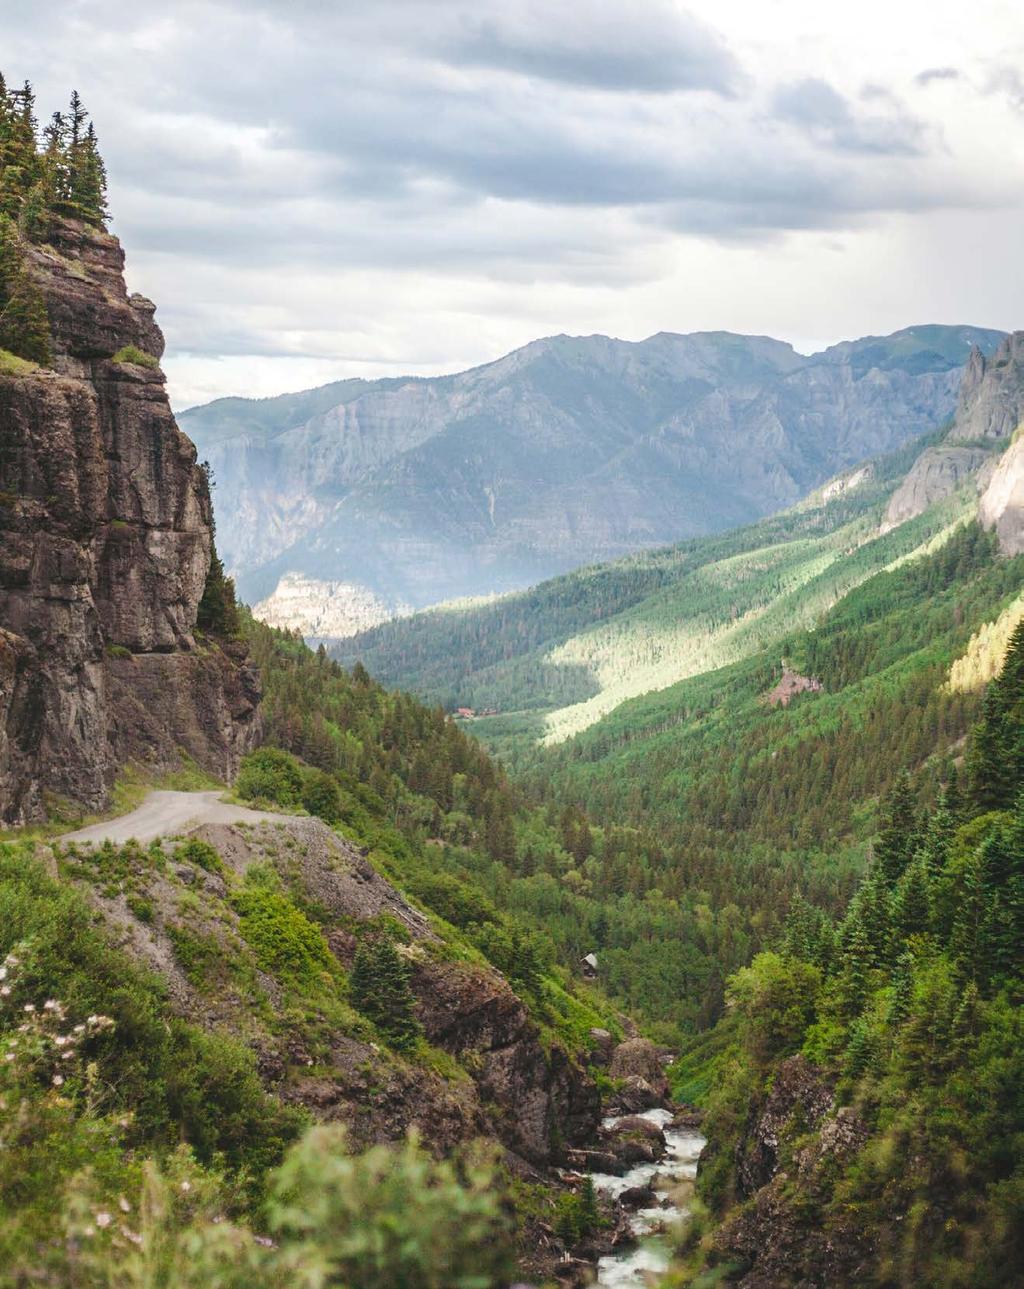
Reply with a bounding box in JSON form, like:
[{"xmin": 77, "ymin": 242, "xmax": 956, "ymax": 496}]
[
  {"xmin": 337, "ymin": 436, "xmax": 962, "ymax": 741},
  {"xmin": 667, "ymin": 624, "xmax": 1024, "ymax": 1287}
]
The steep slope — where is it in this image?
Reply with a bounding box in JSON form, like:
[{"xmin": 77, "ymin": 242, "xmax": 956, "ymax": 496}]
[
  {"xmin": 666, "ymin": 634, "xmax": 1024, "ymax": 1289},
  {"xmin": 882, "ymin": 330, "xmax": 1024, "ymax": 529},
  {"xmin": 0, "ymin": 216, "xmax": 259, "ymax": 823},
  {"xmin": 180, "ymin": 324, "xmax": 1003, "ymax": 626}
]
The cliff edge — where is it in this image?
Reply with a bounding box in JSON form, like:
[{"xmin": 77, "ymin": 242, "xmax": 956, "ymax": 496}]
[{"xmin": 0, "ymin": 217, "xmax": 259, "ymax": 822}]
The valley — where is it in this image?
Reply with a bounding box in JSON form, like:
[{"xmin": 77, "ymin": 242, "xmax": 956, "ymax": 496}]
[
  {"xmin": 180, "ymin": 324, "xmax": 1004, "ymax": 631},
  {"xmin": 0, "ymin": 55, "xmax": 1021, "ymax": 1289}
]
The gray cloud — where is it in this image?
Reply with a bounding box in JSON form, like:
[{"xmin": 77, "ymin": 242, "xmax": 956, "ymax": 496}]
[
  {"xmin": 772, "ymin": 78, "xmax": 926, "ymax": 155},
  {"xmin": 916, "ymin": 66, "xmax": 961, "ymax": 86},
  {"xmin": 3, "ymin": 0, "xmax": 1020, "ymax": 405}
]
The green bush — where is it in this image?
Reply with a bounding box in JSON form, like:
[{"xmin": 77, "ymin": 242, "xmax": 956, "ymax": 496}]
[
  {"xmin": 111, "ymin": 344, "xmax": 159, "ymax": 369},
  {"xmin": 301, "ymin": 768, "xmax": 344, "ymax": 823},
  {"xmin": 267, "ymin": 1126, "xmax": 514, "ymax": 1288},
  {"xmin": 231, "ymin": 878, "xmax": 335, "ymax": 988},
  {"xmin": 175, "ymin": 837, "xmax": 224, "ymax": 875},
  {"xmin": 235, "ymin": 748, "xmax": 304, "ymax": 809}
]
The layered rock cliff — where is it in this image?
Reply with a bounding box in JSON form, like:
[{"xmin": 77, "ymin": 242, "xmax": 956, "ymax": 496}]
[
  {"xmin": 883, "ymin": 330, "xmax": 1024, "ymax": 531},
  {"xmin": 0, "ymin": 217, "xmax": 259, "ymax": 823}
]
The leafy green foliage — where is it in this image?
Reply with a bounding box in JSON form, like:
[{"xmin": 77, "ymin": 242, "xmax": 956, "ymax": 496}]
[{"xmin": 231, "ymin": 873, "xmax": 336, "ymax": 989}]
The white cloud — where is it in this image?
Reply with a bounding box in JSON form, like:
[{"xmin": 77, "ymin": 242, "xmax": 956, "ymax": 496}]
[{"xmin": 3, "ymin": 0, "xmax": 1022, "ymax": 408}]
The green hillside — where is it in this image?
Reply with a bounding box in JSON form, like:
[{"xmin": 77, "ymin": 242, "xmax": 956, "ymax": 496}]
[{"xmin": 338, "ymin": 440, "xmax": 1024, "ymax": 1039}]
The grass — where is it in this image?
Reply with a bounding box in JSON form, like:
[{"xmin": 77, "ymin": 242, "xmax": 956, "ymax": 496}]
[
  {"xmin": 0, "ymin": 347, "xmax": 39, "ymax": 376},
  {"xmin": 111, "ymin": 344, "xmax": 159, "ymax": 369}
]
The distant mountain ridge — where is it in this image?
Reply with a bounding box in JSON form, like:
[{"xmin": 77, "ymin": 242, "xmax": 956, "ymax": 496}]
[{"xmin": 180, "ymin": 323, "xmax": 1005, "ymax": 631}]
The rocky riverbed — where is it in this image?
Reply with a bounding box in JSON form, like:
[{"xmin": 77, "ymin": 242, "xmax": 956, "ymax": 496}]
[{"xmin": 590, "ymin": 1109, "xmax": 706, "ymax": 1288}]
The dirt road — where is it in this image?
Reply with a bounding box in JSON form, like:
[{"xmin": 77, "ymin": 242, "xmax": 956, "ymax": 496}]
[{"xmin": 61, "ymin": 790, "xmax": 281, "ymax": 845}]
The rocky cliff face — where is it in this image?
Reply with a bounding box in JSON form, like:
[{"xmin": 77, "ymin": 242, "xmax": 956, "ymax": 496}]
[
  {"xmin": 883, "ymin": 331, "xmax": 1024, "ymax": 531},
  {"xmin": 180, "ymin": 324, "xmax": 1004, "ymax": 636},
  {"xmin": 0, "ymin": 218, "xmax": 259, "ymax": 823},
  {"xmin": 971, "ymin": 333, "xmax": 1024, "ymax": 554},
  {"xmin": 950, "ymin": 332, "xmax": 1024, "ymax": 441}
]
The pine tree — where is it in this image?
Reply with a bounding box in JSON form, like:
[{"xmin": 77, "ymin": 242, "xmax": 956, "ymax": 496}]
[
  {"xmin": 893, "ymin": 858, "xmax": 932, "ymax": 940},
  {"xmin": 350, "ymin": 937, "xmax": 421, "ymax": 1052},
  {"xmin": 887, "ymin": 949, "xmax": 914, "ymax": 1026},
  {"xmin": 874, "ymin": 770, "xmax": 918, "ymax": 885},
  {"xmin": 0, "ymin": 213, "xmax": 50, "ymax": 364}
]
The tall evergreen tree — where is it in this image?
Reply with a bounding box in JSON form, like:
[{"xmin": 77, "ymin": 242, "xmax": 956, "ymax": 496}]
[{"xmin": 350, "ymin": 937, "xmax": 421, "ymax": 1052}]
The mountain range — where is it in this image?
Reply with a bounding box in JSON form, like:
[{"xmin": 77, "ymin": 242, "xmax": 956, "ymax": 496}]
[{"xmin": 179, "ymin": 323, "xmax": 1005, "ymax": 638}]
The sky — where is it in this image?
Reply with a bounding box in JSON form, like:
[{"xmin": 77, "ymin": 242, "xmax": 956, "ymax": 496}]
[{"xmin": 4, "ymin": 0, "xmax": 1024, "ymax": 409}]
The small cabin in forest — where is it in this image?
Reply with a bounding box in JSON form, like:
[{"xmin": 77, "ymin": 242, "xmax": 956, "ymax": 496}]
[{"xmin": 580, "ymin": 952, "xmax": 599, "ymax": 979}]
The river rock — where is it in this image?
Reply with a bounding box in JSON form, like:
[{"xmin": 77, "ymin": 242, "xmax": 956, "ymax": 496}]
[
  {"xmin": 619, "ymin": 1182, "xmax": 657, "ymax": 1208},
  {"xmin": 607, "ymin": 1075, "xmax": 663, "ymax": 1115}
]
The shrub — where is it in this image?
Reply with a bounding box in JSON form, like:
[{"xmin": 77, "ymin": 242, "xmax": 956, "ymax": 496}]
[
  {"xmin": 231, "ymin": 880, "xmax": 334, "ymax": 989},
  {"xmin": 301, "ymin": 768, "xmax": 343, "ymax": 824},
  {"xmin": 111, "ymin": 344, "xmax": 159, "ymax": 369},
  {"xmin": 175, "ymin": 837, "xmax": 224, "ymax": 876},
  {"xmin": 235, "ymin": 748, "xmax": 304, "ymax": 809},
  {"xmin": 267, "ymin": 1126, "xmax": 514, "ymax": 1289}
]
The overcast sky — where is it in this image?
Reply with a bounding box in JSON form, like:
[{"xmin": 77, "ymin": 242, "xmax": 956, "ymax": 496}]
[{"xmin": 5, "ymin": 0, "xmax": 1024, "ymax": 408}]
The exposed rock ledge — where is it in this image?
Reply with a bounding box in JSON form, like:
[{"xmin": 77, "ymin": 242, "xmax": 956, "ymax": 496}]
[{"xmin": 0, "ymin": 217, "xmax": 260, "ymax": 823}]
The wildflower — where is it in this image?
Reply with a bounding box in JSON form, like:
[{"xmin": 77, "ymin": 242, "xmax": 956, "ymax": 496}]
[
  {"xmin": 254, "ymin": 1236, "xmax": 276, "ymax": 1248},
  {"xmin": 0, "ymin": 986, "xmax": 10, "ymax": 998},
  {"xmin": 95, "ymin": 1212, "xmax": 112, "ymax": 1229},
  {"xmin": 118, "ymin": 1196, "xmax": 131, "ymax": 1214},
  {"xmin": 22, "ymin": 1004, "xmax": 34, "ymax": 1014},
  {"xmin": 43, "ymin": 1000, "xmax": 59, "ymax": 1012},
  {"xmin": 54, "ymin": 1035, "xmax": 69, "ymax": 1047},
  {"xmin": 0, "ymin": 967, "xmax": 7, "ymax": 982},
  {"xmin": 180, "ymin": 1180, "xmax": 192, "ymax": 1193},
  {"xmin": 121, "ymin": 1227, "xmax": 142, "ymax": 1246},
  {"xmin": 4, "ymin": 1052, "xmax": 14, "ymax": 1063},
  {"xmin": 52, "ymin": 1074, "xmax": 64, "ymax": 1087}
]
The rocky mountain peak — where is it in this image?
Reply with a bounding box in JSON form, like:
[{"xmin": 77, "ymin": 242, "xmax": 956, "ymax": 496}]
[
  {"xmin": 951, "ymin": 330, "xmax": 1024, "ymax": 441},
  {"xmin": 0, "ymin": 217, "xmax": 260, "ymax": 823}
]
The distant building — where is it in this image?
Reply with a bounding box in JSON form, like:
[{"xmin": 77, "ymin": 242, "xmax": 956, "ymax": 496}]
[
  {"xmin": 455, "ymin": 707, "xmax": 475, "ymax": 718},
  {"xmin": 580, "ymin": 952, "xmax": 599, "ymax": 978}
]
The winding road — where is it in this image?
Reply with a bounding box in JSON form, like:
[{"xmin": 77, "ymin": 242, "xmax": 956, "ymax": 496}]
[{"xmin": 61, "ymin": 790, "xmax": 281, "ymax": 845}]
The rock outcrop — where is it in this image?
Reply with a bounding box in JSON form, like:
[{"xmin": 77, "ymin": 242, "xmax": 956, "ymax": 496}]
[
  {"xmin": 71, "ymin": 811, "xmax": 599, "ymax": 1167},
  {"xmin": 979, "ymin": 432, "xmax": 1024, "ymax": 554},
  {"xmin": 703, "ymin": 1056, "xmax": 874, "ymax": 1287},
  {"xmin": 950, "ymin": 333, "xmax": 1024, "ymax": 441},
  {"xmin": 973, "ymin": 334, "xmax": 1024, "ymax": 554},
  {"xmin": 883, "ymin": 332, "xmax": 1024, "ymax": 530},
  {"xmin": 0, "ymin": 217, "xmax": 260, "ymax": 822}
]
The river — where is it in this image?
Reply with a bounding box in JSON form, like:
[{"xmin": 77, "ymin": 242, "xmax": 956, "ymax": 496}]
[{"xmin": 589, "ymin": 1109, "xmax": 706, "ymax": 1288}]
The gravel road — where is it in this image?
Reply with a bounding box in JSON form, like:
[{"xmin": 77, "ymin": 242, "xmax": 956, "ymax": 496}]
[{"xmin": 61, "ymin": 790, "xmax": 281, "ymax": 845}]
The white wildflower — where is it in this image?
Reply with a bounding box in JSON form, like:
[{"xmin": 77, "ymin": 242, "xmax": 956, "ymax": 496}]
[
  {"xmin": 52, "ymin": 1074, "xmax": 64, "ymax": 1087},
  {"xmin": 180, "ymin": 1180, "xmax": 192, "ymax": 1194},
  {"xmin": 118, "ymin": 1196, "xmax": 131, "ymax": 1214},
  {"xmin": 94, "ymin": 1212, "xmax": 112, "ymax": 1229}
]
